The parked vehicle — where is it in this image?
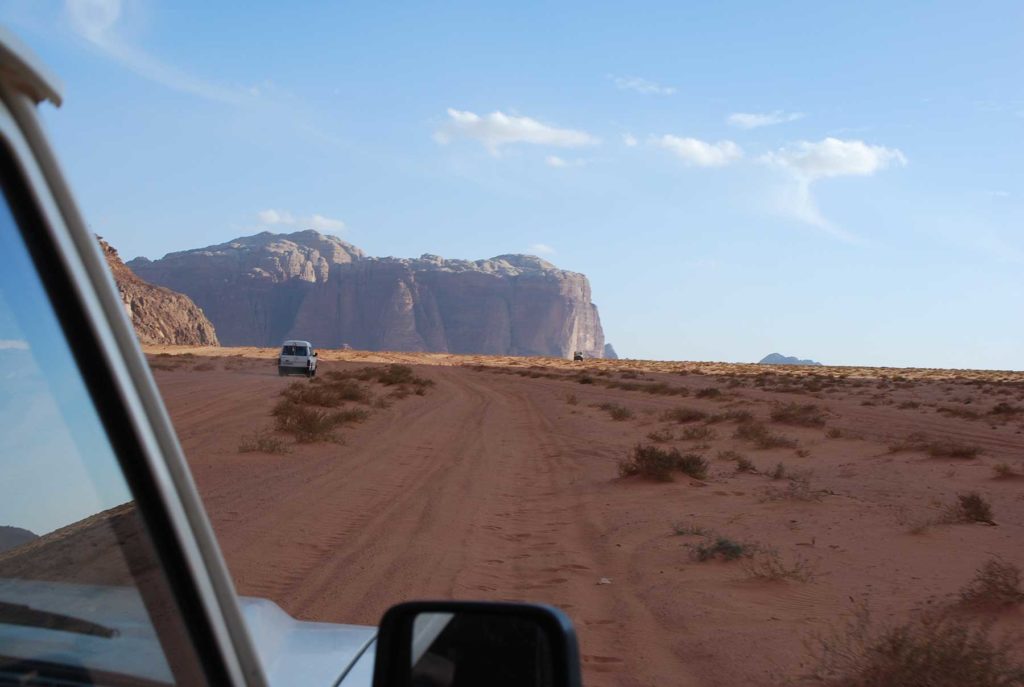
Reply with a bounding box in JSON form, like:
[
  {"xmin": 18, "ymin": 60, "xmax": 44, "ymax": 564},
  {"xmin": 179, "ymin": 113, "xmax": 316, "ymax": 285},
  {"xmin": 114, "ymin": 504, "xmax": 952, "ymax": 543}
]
[
  {"xmin": 0, "ymin": 29, "xmax": 581, "ymax": 687},
  {"xmin": 279, "ymin": 339, "xmax": 317, "ymax": 377}
]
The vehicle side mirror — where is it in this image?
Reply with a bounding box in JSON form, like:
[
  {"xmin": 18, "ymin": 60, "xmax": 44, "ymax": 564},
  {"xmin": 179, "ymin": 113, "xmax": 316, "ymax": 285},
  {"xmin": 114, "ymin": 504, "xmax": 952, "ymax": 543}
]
[{"xmin": 372, "ymin": 601, "xmax": 582, "ymax": 687}]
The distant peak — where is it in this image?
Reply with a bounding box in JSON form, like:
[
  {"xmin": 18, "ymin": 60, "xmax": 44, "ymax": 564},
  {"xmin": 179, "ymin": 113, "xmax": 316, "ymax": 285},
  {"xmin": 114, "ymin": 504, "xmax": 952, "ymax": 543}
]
[{"xmin": 759, "ymin": 352, "xmax": 822, "ymax": 366}]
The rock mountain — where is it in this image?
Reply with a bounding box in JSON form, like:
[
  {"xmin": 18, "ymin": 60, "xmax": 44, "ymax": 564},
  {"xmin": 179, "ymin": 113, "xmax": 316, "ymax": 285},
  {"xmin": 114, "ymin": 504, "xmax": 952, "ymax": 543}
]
[
  {"xmin": 101, "ymin": 239, "xmax": 219, "ymax": 346},
  {"xmin": 759, "ymin": 352, "xmax": 822, "ymax": 366},
  {"xmin": 128, "ymin": 231, "xmax": 607, "ymax": 358}
]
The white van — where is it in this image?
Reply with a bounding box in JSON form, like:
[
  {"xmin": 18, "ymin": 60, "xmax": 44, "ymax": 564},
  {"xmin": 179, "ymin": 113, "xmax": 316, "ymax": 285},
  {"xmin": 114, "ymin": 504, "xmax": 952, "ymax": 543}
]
[{"xmin": 278, "ymin": 340, "xmax": 318, "ymax": 377}]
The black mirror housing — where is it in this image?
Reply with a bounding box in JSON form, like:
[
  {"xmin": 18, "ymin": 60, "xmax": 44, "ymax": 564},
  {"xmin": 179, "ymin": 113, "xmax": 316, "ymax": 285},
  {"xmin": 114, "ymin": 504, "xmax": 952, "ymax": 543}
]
[{"xmin": 372, "ymin": 601, "xmax": 582, "ymax": 687}]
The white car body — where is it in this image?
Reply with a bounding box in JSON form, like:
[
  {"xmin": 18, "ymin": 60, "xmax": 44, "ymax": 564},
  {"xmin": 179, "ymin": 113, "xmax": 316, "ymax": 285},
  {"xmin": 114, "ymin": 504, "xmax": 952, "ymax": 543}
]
[{"xmin": 279, "ymin": 339, "xmax": 317, "ymax": 377}]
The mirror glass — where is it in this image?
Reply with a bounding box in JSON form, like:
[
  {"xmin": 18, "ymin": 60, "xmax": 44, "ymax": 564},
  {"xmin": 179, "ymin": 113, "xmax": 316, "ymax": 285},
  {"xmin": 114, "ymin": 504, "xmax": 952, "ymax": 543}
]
[{"xmin": 409, "ymin": 611, "xmax": 555, "ymax": 687}]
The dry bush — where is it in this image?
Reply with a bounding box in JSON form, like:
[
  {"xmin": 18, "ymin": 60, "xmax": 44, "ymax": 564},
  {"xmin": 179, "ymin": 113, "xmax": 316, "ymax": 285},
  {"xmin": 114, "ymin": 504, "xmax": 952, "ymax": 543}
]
[
  {"xmin": 272, "ymin": 400, "xmax": 368, "ymax": 442},
  {"xmin": 990, "ymin": 402, "xmax": 1023, "ymax": 417},
  {"xmin": 993, "ymin": 463, "xmax": 1019, "ymax": 478},
  {"xmin": 951, "ymin": 492, "xmax": 994, "ymax": 524},
  {"xmin": 889, "ymin": 432, "xmax": 981, "ymax": 459},
  {"xmin": 807, "ymin": 607, "xmax": 1024, "ymax": 687},
  {"xmin": 826, "ymin": 427, "xmax": 843, "ymax": 439},
  {"xmin": 695, "ymin": 387, "xmax": 722, "ymax": 399},
  {"xmin": 692, "ymin": 536, "xmax": 753, "ymax": 562},
  {"xmin": 705, "ymin": 409, "xmax": 754, "ymax": 424},
  {"xmin": 238, "ymin": 430, "xmax": 290, "ymax": 454},
  {"xmin": 770, "ymin": 462, "xmax": 787, "ymax": 479},
  {"xmin": 898, "ymin": 400, "xmax": 921, "ymax": 409},
  {"xmin": 743, "ymin": 548, "xmax": 813, "ymax": 582},
  {"xmin": 618, "ymin": 445, "xmax": 708, "ymax": 482},
  {"xmin": 770, "ymin": 402, "xmax": 827, "ymax": 427},
  {"xmin": 661, "ymin": 407, "xmax": 707, "ymax": 424},
  {"xmin": 733, "ymin": 421, "xmax": 798, "ymax": 449},
  {"xmin": 594, "ymin": 402, "xmax": 634, "ymax": 421},
  {"xmin": 646, "ymin": 428, "xmax": 673, "ymax": 443},
  {"xmin": 328, "ymin": 364, "xmax": 434, "ymax": 390},
  {"xmin": 679, "ymin": 425, "xmax": 716, "ymax": 441},
  {"xmin": 192, "ymin": 361, "xmax": 217, "ymax": 372},
  {"xmin": 565, "ymin": 393, "xmax": 578, "ymax": 405},
  {"xmin": 717, "ymin": 449, "xmax": 746, "ymax": 462},
  {"xmin": 735, "ymin": 456, "xmax": 756, "ymax": 473},
  {"xmin": 672, "ymin": 522, "xmax": 710, "ymax": 536},
  {"xmin": 938, "ymin": 405, "xmax": 983, "ymax": 421},
  {"xmin": 960, "ymin": 559, "xmax": 1024, "ymax": 608}
]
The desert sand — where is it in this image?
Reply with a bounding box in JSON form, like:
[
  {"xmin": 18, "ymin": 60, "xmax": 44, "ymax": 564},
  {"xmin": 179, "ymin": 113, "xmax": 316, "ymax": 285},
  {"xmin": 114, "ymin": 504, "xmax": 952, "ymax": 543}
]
[{"xmin": 142, "ymin": 346, "xmax": 1024, "ymax": 686}]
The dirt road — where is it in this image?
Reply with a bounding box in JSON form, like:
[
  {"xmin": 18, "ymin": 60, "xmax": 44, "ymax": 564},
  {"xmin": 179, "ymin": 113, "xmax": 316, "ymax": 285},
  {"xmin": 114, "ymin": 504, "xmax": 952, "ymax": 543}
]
[{"xmin": 151, "ymin": 354, "xmax": 1024, "ymax": 686}]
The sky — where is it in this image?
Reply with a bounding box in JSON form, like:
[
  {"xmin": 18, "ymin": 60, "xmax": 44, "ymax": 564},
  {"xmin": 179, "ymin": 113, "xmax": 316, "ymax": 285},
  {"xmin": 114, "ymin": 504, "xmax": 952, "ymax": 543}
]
[{"xmin": 2, "ymin": 0, "xmax": 1022, "ymax": 369}]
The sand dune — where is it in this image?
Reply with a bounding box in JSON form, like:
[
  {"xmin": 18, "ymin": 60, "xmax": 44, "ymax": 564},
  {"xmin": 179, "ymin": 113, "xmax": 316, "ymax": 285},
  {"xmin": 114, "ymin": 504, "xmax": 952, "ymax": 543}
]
[{"xmin": 145, "ymin": 348, "xmax": 1024, "ymax": 686}]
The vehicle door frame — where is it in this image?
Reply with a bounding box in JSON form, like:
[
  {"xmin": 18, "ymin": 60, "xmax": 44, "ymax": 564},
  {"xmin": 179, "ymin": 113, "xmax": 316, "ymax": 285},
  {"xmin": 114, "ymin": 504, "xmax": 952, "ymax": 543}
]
[{"xmin": 0, "ymin": 70, "xmax": 266, "ymax": 687}]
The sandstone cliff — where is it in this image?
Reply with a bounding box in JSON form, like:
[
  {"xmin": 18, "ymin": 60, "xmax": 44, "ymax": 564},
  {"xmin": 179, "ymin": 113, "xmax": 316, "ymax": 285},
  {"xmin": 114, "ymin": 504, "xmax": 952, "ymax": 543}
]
[
  {"xmin": 128, "ymin": 230, "xmax": 605, "ymax": 357},
  {"xmin": 101, "ymin": 239, "xmax": 219, "ymax": 346}
]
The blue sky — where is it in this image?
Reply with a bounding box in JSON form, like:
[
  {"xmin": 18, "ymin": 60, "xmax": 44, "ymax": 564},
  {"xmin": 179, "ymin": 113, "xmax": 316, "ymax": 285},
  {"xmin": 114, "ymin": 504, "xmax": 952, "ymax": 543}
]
[{"xmin": 3, "ymin": 1, "xmax": 1022, "ymax": 369}]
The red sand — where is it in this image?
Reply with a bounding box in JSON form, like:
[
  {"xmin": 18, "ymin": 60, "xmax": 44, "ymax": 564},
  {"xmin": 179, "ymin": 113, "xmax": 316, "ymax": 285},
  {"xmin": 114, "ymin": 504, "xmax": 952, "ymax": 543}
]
[{"xmin": 148, "ymin": 347, "xmax": 1024, "ymax": 686}]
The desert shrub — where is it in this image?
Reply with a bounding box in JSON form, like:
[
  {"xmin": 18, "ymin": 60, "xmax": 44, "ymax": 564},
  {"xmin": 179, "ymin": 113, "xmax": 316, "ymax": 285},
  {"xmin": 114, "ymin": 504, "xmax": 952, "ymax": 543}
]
[
  {"xmin": 618, "ymin": 445, "xmax": 707, "ymax": 481},
  {"xmin": 770, "ymin": 402, "xmax": 827, "ymax": 427},
  {"xmin": 273, "ymin": 400, "xmax": 368, "ymax": 442},
  {"xmin": 661, "ymin": 407, "xmax": 707, "ymax": 424},
  {"xmin": 825, "ymin": 427, "xmax": 843, "ymax": 439},
  {"xmin": 330, "ymin": 364, "xmax": 433, "ymax": 390},
  {"xmin": 734, "ymin": 421, "xmax": 798, "ymax": 449},
  {"xmin": 992, "ymin": 463, "xmax": 1018, "ymax": 478},
  {"xmin": 769, "ymin": 462, "xmax": 787, "ymax": 479},
  {"xmin": 672, "ymin": 522, "xmax": 709, "ymax": 536},
  {"xmin": 938, "ymin": 405, "xmax": 982, "ymax": 421},
  {"xmin": 796, "ymin": 448, "xmax": 811, "ymax": 458},
  {"xmin": 695, "ymin": 387, "xmax": 722, "ymax": 399},
  {"xmin": 705, "ymin": 409, "xmax": 754, "ymax": 424},
  {"xmin": 990, "ymin": 402, "xmax": 1023, "ymax": 417},
  {"xmin": 898, "ymin": 400, "xmax": 921, "ymax": 409},
  {"xmin": 735, "ymin": 456, "xmax": 756, "ymax": 473},
  {"xmin": 889, "ymin": 433, "xmax": 981, "ymax": 459},
  {"xmin": 192, "ymin": 361, "xmax": 217, "ymax": 372},
  {"xmin": 743, "ymin": 549, "xmax": 813, "ymax": 582},
  {"xmin": 565, "ymin": 393, "xmax": 578, "ymax": 405},
  {"xmin": 762, "ymin": 474, "xmax": 821, "ymax": 502},
  {"xmin": 576, "ymin": 374, "xmax": 595, "ymax": 385},
  {"xmin": 717, "ymin": 449, "xmax": 746, "ymax": 462},
  {"xmin": 692, "ymin": 536, "xmax": 752, "ymax": 562},
  {"xmin": 953, "ymin": 492, "xmax": 994, "ymax": 524},
  {"xmin": 595, "ymin": 402, "xmax": 634, "ymax": 421},
  {"xmin": 646, "ymin": 428, "xmax": 673, "ymax": 443},
  {"xmin": 959, "ymin": 559, "xmax": 1024, "ymax": 608},
  {"xmin": 679, "ymin": 425, "xmax": 716, "ymax": 441},
  {"xmin": 677, "ymin": 452, "xmax": 709, "ymax": 479},
  {"xmin": 238, "ymin": 430, "xmax": 290, "ymax": 454},
  {"xmin": 808, "ymin": 608, "xmax": 1024, "ymax": 687}
]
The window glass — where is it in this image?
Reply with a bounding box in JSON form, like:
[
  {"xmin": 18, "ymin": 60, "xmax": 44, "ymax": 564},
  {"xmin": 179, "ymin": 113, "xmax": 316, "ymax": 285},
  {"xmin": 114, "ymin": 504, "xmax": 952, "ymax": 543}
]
[{"xmin": 0, "ymin": 164, "xmax": 204, "ymax": 685}]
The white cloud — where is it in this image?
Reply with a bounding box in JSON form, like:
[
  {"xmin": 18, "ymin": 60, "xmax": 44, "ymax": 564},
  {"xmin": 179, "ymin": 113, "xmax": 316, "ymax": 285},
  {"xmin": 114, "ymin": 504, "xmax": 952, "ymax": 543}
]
[
  {"xmin": 0, "ymin": 340, "xmax": 29, "ymax": 350},
  {"xmin": 258, "ymin": 209, "xmax": 345, "ymax": 233},
  {"xmin": 760, "ymin": 137, "xmax": 907, "ymax": 240},
  {"xmin": 761, "ymin": 137, "xmax": 907, "ymax": 181},
  {"xmin": 435, "ymin": 108, "xmax": 599, "ymax": 154},
  {"xmin": 727, "ymin": 110, "xmax": 804, "ymax": 129},
  {"xmin": 528, "ymin": 243, "xmax": 556, "ymax": 255},
  {"xmin": 623, "ymin": 133, "xmax": 638, "ymax": 147},
  {"xmin": 655, "ymin": 135, "xmax": 743, "ymax": 167},
  {"xmin": 545, "ymin": 155, "xmax": 568, "ymax": 168},
  {"xmin": 64, "ymin": 0, "xmax": 248, "ymax": 104},
  {"xmin": 611, "ymin": 75, "xmax": 676, "ymax": 96},
  {"xmin": 310, "ymin": 214, "xmax": 346, "ymax": 231}
]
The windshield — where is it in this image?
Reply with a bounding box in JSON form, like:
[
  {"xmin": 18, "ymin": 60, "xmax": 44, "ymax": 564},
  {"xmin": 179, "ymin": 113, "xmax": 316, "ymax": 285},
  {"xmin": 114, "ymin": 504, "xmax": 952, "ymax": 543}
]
[{"xmin": 7, "ymin": 3, "xmax": 1024, "ymax": 685}]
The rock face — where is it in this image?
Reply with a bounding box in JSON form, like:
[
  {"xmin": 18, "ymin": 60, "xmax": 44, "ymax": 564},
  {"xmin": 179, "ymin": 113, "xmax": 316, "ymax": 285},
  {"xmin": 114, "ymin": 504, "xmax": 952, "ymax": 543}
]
[
  {"xmin": 128, "ymin": 230, "xmax": 606, "ymax": 358},
  {"xmin": 0, "ymin": 526, "xmax": 37, "ymax": 555},
  {"xmin": 603, "ymin": 343, "xmax": 619, "ymax": 360},
  {"xmin": 759, "ymin": 352, "xmax": 822, "ymax": 366},
  {"xmin": 101, "ymin": 239, "xmax": 219, "ymax": 346}
]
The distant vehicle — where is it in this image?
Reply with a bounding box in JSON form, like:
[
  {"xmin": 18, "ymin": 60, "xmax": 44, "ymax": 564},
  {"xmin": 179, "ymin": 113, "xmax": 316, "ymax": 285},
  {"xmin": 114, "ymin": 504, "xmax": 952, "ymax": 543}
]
[
  {"xmin": 573, "ymin": 351, "xmax": 584, "ymax": 362},
  {"xmin": 279, "ymin": 340, "xmax": 317, "ymax": 377}
]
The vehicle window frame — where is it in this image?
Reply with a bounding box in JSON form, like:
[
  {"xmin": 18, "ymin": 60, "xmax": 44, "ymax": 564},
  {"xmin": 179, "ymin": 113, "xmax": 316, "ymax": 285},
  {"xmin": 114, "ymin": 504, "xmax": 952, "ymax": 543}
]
[{"xmin": 0, "ymin": 83, "xmax": 263, "ymax": 686}]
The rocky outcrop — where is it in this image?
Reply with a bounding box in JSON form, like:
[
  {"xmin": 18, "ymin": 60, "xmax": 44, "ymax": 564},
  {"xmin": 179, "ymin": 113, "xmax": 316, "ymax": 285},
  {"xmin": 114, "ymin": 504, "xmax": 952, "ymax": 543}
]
[
  {"xmin": 128, "ymin": 230, "xmax": 606, "ymax": 358},
  {"xmin": 0, "ymin": 526, "xmax": 36, "ymax": 555},
  {"xmin": 101, "ymin": 239, "xmax": 219, "ymax": 346},
  {"xmin": 759, "ymin": 352, "xmax": 822, "ymax": 366},
  {"xmin": 603, "ymin": 343, "xmax": 619, "ymax": 360}
]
